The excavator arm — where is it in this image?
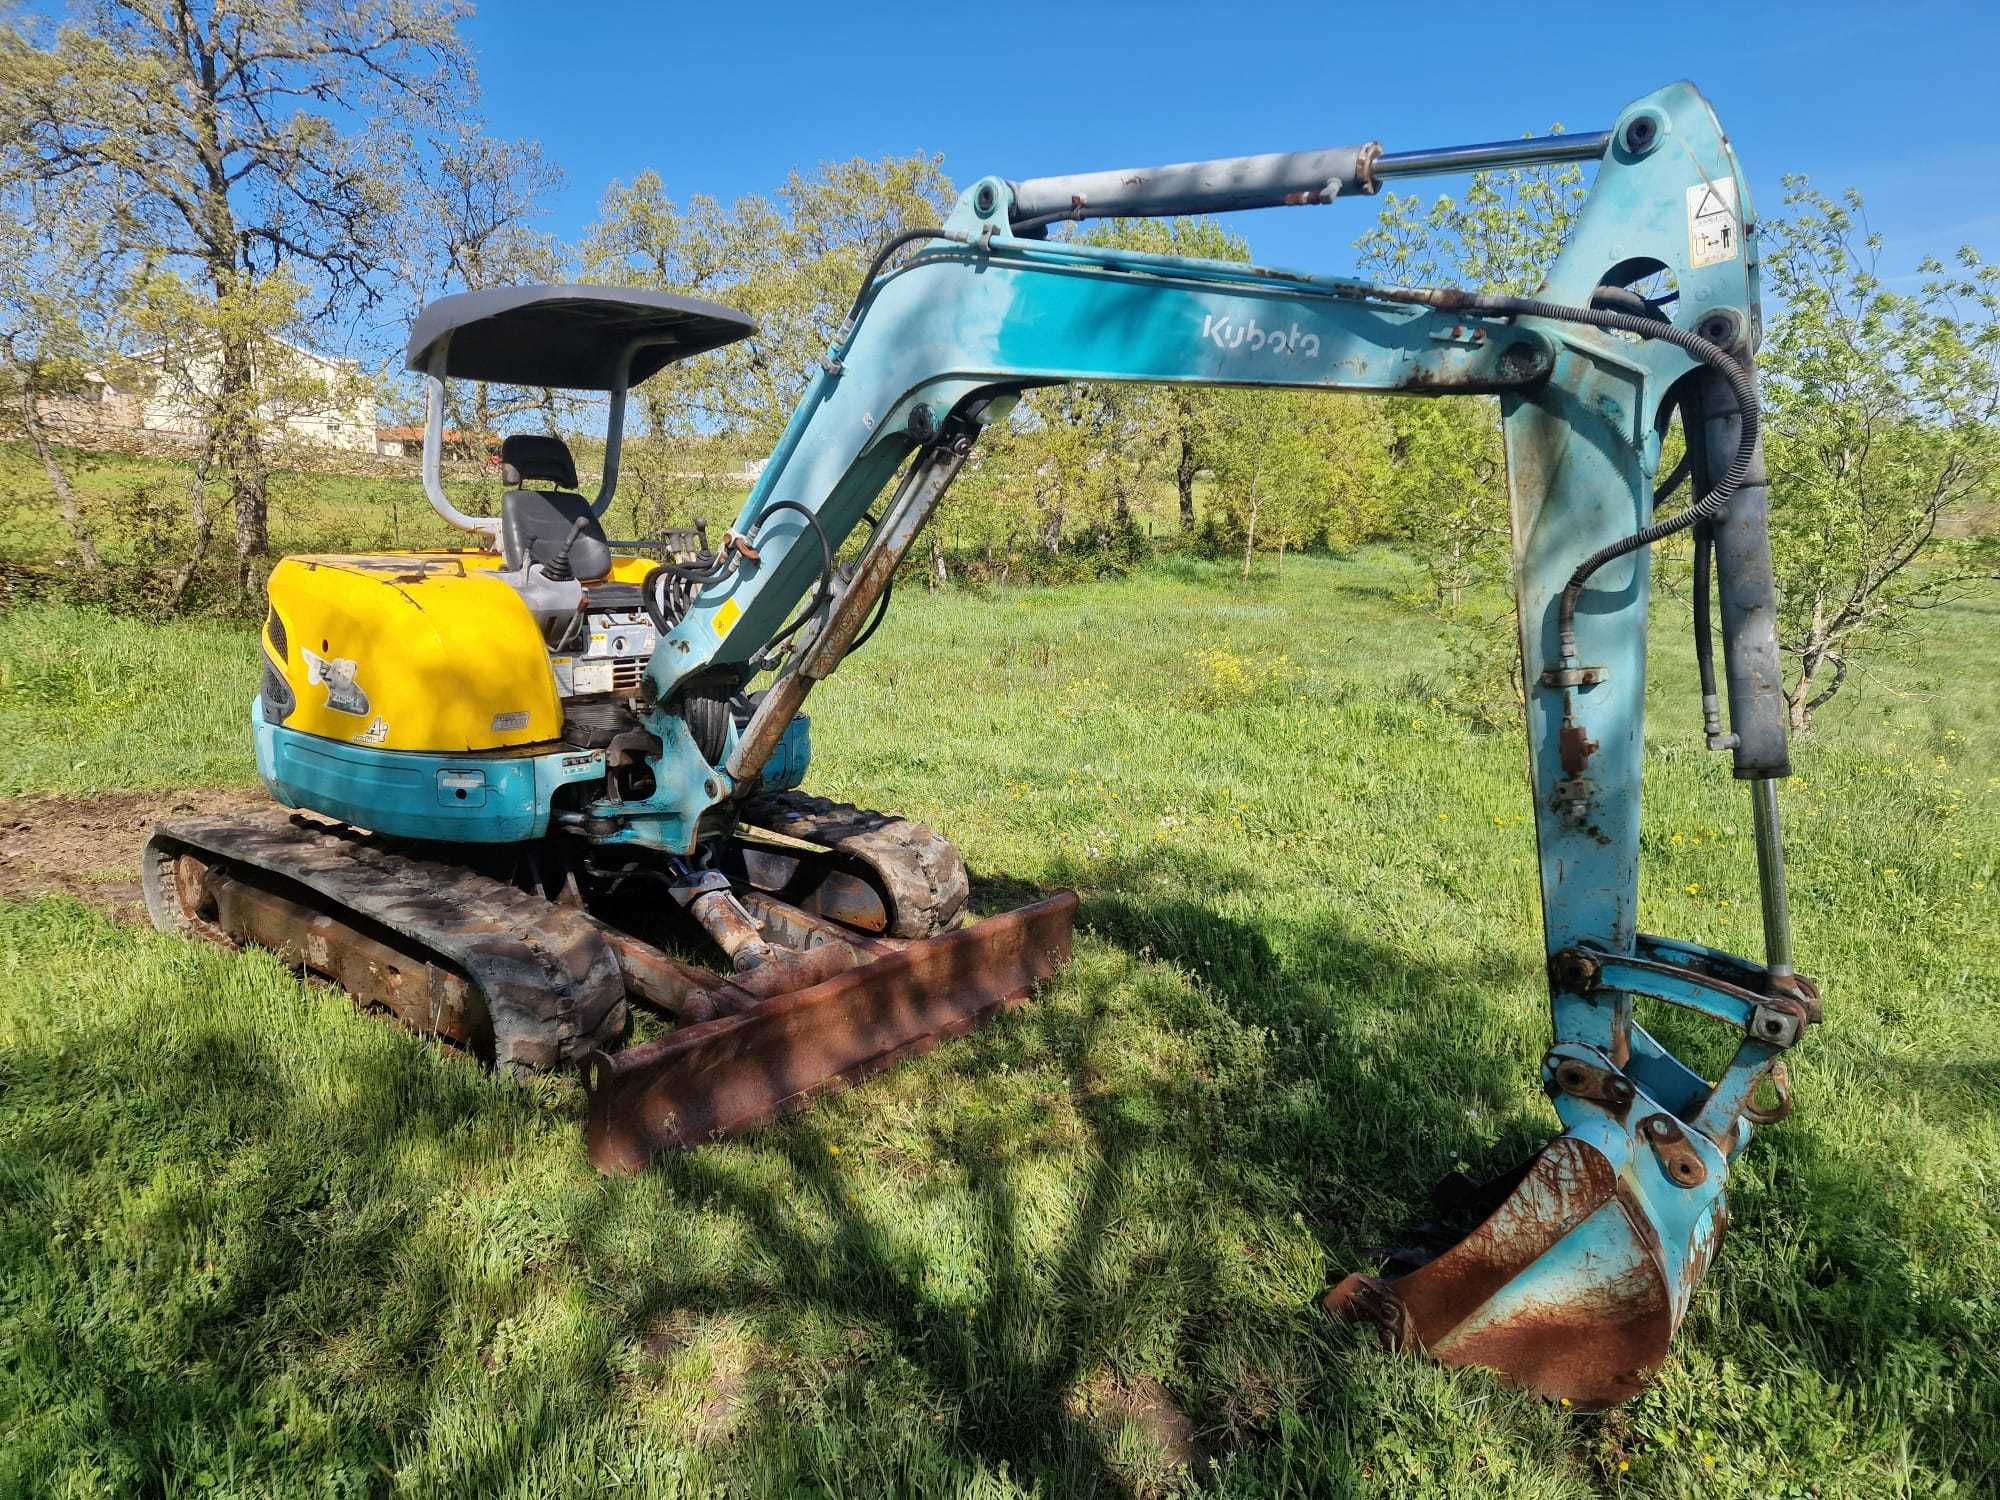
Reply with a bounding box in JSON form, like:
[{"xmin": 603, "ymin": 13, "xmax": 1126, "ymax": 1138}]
[{"xmin": 585, "ymin": 79, "xmax": 1817, "ymax": 1406}]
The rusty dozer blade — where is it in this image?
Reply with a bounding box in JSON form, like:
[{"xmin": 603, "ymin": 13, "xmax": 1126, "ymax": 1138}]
[
  {"xmin": 585, "ymin": 891, "xmax": 1077, "ymax": 1172},
  {"xmin": 1327, "ymin": 1073, "xmax": 1738, "ymax": 1409}
]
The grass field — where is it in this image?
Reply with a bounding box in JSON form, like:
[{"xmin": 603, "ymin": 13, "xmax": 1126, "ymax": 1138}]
[{"xmin": 1, "ymin": 551, "xmax": 1995, "ymax": 1497}]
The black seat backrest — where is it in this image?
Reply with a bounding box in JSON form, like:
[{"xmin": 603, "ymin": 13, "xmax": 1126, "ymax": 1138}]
[{"xmin": 497, "ymin": 434, "xmax": 612, "ymax": 582}]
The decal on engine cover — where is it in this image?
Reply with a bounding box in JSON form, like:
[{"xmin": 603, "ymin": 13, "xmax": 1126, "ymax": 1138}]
[
  {"xmin": 351, "ymin": 716, "xmax": 391, "ymax": 747},
  {"xmin": 302, "ymin": 647, "xmax": 369, "ymax": 716},
  {"xmin": 491, "ymin": 710, "xmax": 531, "ymax": 732}
]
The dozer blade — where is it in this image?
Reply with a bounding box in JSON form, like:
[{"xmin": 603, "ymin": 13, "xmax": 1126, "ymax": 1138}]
[
  {"xmin": 584, "ymin": 891, "xmax": 1077, "ymax": 1172},
  {"xmin": 1326, "ymin": 1113, "xmax": 1730, "ymax": 1409}
]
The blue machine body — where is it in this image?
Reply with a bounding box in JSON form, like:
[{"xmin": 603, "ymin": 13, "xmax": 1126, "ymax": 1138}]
[{"xmin": 253, "ymin": 699, "xmax": 813, "ymax": 844}]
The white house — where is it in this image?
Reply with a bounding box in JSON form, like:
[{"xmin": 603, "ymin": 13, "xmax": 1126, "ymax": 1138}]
[{"xmin": 48, "ymin": 337, "xmax": 379, "ymax": 454}]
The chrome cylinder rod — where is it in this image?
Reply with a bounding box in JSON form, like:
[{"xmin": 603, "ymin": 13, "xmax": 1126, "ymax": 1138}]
[
  {"xmin": 1749, "ymin": 778, "xmax": 1795, "ymax": 980},
  {"xmin": 1005, "ymin": 129, "xmax": 1609, "ymax": 228},
  {"xmin": 1371, "ymin": 130, "xmax": 1611, "ymax": 180}
]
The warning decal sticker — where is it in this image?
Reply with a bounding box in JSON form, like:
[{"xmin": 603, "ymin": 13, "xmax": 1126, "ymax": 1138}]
[{"xmin": 1687, "ymin": 177, "xmax": 1740, "ymax": 268}]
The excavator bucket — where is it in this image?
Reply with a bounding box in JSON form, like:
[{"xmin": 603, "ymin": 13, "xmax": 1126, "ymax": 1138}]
[
  {"xmin": 585, "ymin": 892, "xmax": 1077, "ymax": 1171},
  {"xmin": 1326, "ymin": 1042, "xmax": 1752, "ymax": 1409}
]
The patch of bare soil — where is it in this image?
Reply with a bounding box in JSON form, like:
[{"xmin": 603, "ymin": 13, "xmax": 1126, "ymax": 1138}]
[
  {"xmin": 0, "ymin": 788, "xmax": 269, "ymax": 921},
  {"xmin": 1071, "ymin": 1374, "xmax": 1212, "ymax": 1492}
]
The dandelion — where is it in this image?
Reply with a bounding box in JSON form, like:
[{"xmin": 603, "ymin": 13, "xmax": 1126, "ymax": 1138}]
[
  {"xmin": 1685, "ymin": 882, "xmax": 1701, "ymax": 895},
  {"xmin": 1618, "ymin": 1460, "xmax": 1630, "ymax": 1473},
  {"xmin": 1882, "ymin": 867, "xmax": 1900, "ymax": 878},
  {"xmin": 1560, "ymin": 1397, "xmax": 1572, "ymax": 1408},
  {"xmin": 827, "ymin": 1145, "xmax": 841, "ymax": 1156}
]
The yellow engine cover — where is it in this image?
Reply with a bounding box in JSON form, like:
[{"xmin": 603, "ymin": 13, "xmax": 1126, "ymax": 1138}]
[{"xmin": 262, "ymin": 550, "xmax": 649, "ymax": 753}]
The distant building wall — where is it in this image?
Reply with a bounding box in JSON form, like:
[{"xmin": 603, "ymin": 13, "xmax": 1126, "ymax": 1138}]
[{"xmin": 35, "ymin": 341, "xmax": 378, "ymax": 454}]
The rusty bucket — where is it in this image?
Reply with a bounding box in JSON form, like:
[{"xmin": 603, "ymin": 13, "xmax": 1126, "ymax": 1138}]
[{"xmin": 1327, "ymin": 1090, "xmax": 1733, "ymax": 1409}]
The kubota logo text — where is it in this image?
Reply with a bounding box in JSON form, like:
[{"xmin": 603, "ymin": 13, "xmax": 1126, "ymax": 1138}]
[{"xmin": 1202, "ymin": 314, "xmax": 1321, "ymax": 357}]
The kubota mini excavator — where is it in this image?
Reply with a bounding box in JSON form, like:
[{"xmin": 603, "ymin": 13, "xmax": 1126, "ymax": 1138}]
[{"xmin": 145, "ymin": 80, "xmax": 1819, "ymax": 1407}]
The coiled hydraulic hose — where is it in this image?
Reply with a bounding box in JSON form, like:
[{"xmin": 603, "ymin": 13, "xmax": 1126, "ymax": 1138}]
[{"xmin": 1355, "ymin": 285, "xmax": 1757, "ymax": 666}]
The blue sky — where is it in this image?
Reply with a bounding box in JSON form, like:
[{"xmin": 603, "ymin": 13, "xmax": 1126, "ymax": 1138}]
[{"xmin": 467, "ymin": 0, "xmax": 1995, "ymax": 287}]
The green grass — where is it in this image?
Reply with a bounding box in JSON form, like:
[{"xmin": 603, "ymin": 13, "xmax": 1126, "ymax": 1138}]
[{"xmin": 1, "ymin": 552, "xmax": 1995, "ymax": 1497}]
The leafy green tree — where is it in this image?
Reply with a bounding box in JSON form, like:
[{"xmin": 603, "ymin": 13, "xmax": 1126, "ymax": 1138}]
[
  {"xmin": 1349, "ymin": 143, "xmax": 1589, "ymax": 711},
  {"xmin": 1760, "ymin": 179, "xmax": 2000, "ymax": 726},
  {"xmin": 1205, "ymin": 389, "xmax": 1331, "ymax": 576},
  {"xmin": 0, "ymin": 179, "xmax": 129, "ymax": 573},
  {"xmin": 1351, "ymin": 144, "xmax": 1586, "ymax": 295},
  {"xmin": 580, "ymin": 155, "xmax": 955, "ymax": 446},
  {"xmin": 1, "ymin": 0, "xmax": 474, "ymax": 587},
  {"xmin": 577, "ymin": 155, "xmax": 955, "ymax": 540}
]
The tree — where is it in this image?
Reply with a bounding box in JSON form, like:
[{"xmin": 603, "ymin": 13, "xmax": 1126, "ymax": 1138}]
[
  {"xmin": 580, "ymin": 155, "xmax": 955, "ymax": 447},
  {"xmin": 1759, "ymin": 179, "xmax": 2000, "ymax": 726},
  {"xmin": 0, "ymin": 178, "xmax": 127, "ymax": 573},
  {"xmin": 1075, "ymin": 218, "xmax": 1252, "ymax": 532},
  {"xmin": 1, "ymin": 0, "xmax": 474, "ymax": 588},
  {"xmin": 1349, "ymin": 144, "xmax": 1589, "ymax": 713},
  {"xmin": 1351, "ymin": 145, "xmax": 1586, "ymax": 295},
  {"xmin": 577, "ymin": 155, "xmax": 956, "ymax": 541},
  {"xmin": 402, "ymin": 129, "xmax": 568, "ymax": 454}
]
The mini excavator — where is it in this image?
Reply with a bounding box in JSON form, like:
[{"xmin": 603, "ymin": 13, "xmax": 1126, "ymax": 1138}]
[{"xmin": 145, "ymin": 81, "xmax": 1820, "ymax": 1407}]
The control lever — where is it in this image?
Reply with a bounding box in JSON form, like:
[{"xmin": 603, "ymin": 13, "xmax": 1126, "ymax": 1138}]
[{"xmin": 545, "ymin": 516, "xmax": 591, "ymax": 582}]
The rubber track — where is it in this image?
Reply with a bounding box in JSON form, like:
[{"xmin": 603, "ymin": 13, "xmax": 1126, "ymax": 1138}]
[
  {"xmin": 737, "ymin": 792, "xmax": 969, "ymax": 939},
  {"xmin": 144, "ymin": 810, "xmax": 627, "ymax": 1073}
]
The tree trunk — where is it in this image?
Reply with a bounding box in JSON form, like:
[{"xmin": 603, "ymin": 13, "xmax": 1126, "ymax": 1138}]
[
  {"xmin": 214, "ymin": 322, "xmax": 269, "ymax": 594},
  {"xmin": 18, "ymin": 384, "xmax": 102, "ymax": 571},
  {"xmin": 1177, "ymin": 434, "xmax": 1198, "ymax": 532},
  {"xmin": 1786, "ymin": 600, "xmax": 1834, "ymax": 730},
  {"xmin": 163, "ymin": 444, "xmax": 217, "ymax": 614},
  {"xmin": 1240, "ymin": 477, "xmax": 1261, "ymax": 581}
]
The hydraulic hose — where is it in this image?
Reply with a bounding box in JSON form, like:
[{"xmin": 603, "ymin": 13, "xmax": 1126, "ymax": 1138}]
[
  {"xmin": 840, "ymin": 228, "xmax": 951, "ymax": 333},
  {"xmin": 1358, "ymin": 286, "xmax": 1758, "ymax": 665},
  {"xmin": 744, "ymin": 499, "xmax": 836, "ymax": 658}
]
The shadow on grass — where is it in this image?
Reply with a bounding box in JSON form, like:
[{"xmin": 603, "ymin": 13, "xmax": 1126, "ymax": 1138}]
[{"xmin": 1, "ymin": 841, "xmax": 1695, "ymax": 1493}]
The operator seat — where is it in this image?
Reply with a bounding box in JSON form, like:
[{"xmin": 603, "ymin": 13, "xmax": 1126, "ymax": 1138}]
[{"xmin": 498, "ymin": 434, "xmax": 613, "ymax": 583}]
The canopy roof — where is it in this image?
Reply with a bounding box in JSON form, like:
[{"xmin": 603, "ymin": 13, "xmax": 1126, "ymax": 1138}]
[{"xmin": 404, "ymin": 284, "xmax": 755, "ymax": 390}]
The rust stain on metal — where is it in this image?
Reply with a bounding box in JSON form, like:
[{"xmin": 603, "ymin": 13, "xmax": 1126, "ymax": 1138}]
[
  {"xmin": 1558, "ymin": 722, "xmax": 1599, "ymax": 777},
  {"xmin": 583, "ymin": 891, "xmax": 1077, "ymax": 1172},
  {"xmin": 1326, "ymin": 1137, "xmax": 1684, "ymax": 1408}
]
